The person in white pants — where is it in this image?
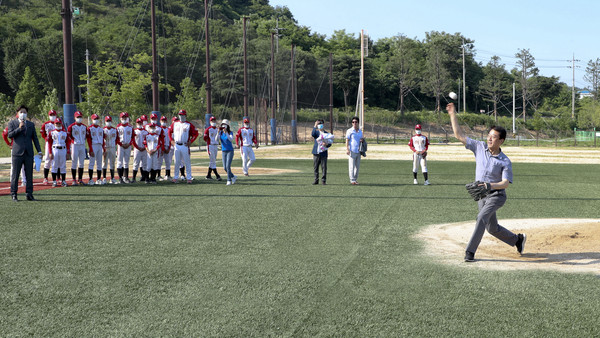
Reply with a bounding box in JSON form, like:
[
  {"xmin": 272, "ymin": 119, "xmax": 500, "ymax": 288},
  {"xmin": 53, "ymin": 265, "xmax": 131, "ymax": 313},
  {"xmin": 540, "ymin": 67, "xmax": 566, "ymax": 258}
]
[
  {"xmin": 102, "ymin": 116, "xmax": 118, "ymax": 184},
  {"xmin": 409, "ymin": 124, "xmax": 430, "ymax": 185},
  {"xmin": 169, "ymin": 109, "xmax": 199, "ymax": 183},
  {"xmin": 40, "ymin": 109, "xmax": 57, "ymax": 185},
  {"xmin": 345, "ymin": 116, "xmax": 363, "ymax": 185},
  {"xmin": 144, "ymin": 123, "xmax": 162, "ymax": 184},
  {"xmin": 48, "ymin": 118, "xmax": 68, "ymax": 187},
  {"xmin": 67, "ymin": 111, "xmax": 90, "ymax": 186},
  {"xmin": 235, "ymin": 117, "xmax": 258, "ymax": 176},
  {"xmin": 132, "ymin": 117, "xmax": 148, "ymax": 183},
  {"xmin": 87, "ymin": 114, "xmax": 104, "ymax": 185},
  {"xmin": 203, "ymin": 116, "xmax": 222, "ymax": 180},
  {"xmin": 159, "ymin": 116, "xmax": 174, "ymax": 181},
  {"xmin": 116, "ymin": 112, "xmax": 134, "ymax": 183}
]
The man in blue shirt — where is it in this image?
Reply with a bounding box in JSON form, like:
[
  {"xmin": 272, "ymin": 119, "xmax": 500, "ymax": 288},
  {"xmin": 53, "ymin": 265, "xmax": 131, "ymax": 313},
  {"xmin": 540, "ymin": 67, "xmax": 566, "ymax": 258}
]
[
  {"xmin": 345, "ymin": 116, "xmax": 363, "ymax": 185},
  {"xmin": 447, "ymin": 102, "xmax": 526, "ymax": 262}
]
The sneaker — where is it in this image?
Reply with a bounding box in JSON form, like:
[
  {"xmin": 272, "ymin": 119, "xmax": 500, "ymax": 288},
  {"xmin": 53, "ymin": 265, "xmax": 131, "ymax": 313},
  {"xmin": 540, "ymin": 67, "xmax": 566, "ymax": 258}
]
[
  {"xmin": 424, "ymin": 180, "xmax": 430, "ymax": 186},
  {"xmin": 131, "ymin": 178, "xmax": 137, "ymax": 184},
  {"xmin": 313, "ymin": 180, "xmax": 319, "ymax": 185},
  {"xmin": 516, "ymin": 234, "xmax": 527, "ymax": 255},
  {"xmin": 71, "ymin": 180, "xmax": 79, "ymax": 186},
  {"xmin": 413, "ymin": 179, "xmax": 418, "ymax": 185},
  {"xmin": 145, "ymin": 180, "xmax": 151, "ymax": 184},
  {"xmin": 216, "ymin": 176, "xmax": 222, "ymax": 181},
  {"xmin": 95, "ymin": 180, "xmax": 102, "ymax": 185},
  {"xmin": 111, "ymin": 178, "xmax": 117, "ymax": 184},
  {"xmin": 232, "ymin": 175, "xmax": 237, "ymax": 184},
  {"xmin": 62, "ymin": 180, "xmax": 67, "ymax": 187},
  {"xmin": 172, "ymin": 179, "xmax": 179, "ymax": 184},
  {"xmin": 88, "ymin": 179, "xmax": 95, "ymax": 186},
  {"xmin": 52, "ymin": 181, "xmax": 57, "ymax": 187},
  {"xmin": 180, "ymin": 176, "xmax": 186, "ymax": 181},
  {"xmin": 124, "ymin": 178, "xmax": 131, "ymax": 184},
  {"xmin": 244, "ymin": 173, "xmax": 249, "ymax": 177},
  {"xmin": 165, "ymin": 175, "xmax": 172, "ymax": 181},
  {"xmin": 152, "ymin": 180, "xmax": 158, "ymax": 185},
  {"xmin": 78, "ymin": 180, "xmax": 85, "ymax": 186},
  {"xmin": 464, "ymin": 251, "xmax": 475, "ymax": 262},
  {"xmin": 322, "ymin": 181, "xmax": 326, "ymax": 185},
  {"xmin": 187, "ymin": 180, "xmax": 192, "ymax": 184},
  {"xmin": 205, "ymin": 176, "xmax": 213, "ymax": 180},
  {"xmin": 102, "ymin": 178, "xmax": 107, "ymax": 184},
  {"xmin": 43, "ymin": 178, "xmax": 49, "ymax": 185},
  {"xmin": 226, "ymin": 181, "xmax": 232, "ymax": 186},
  {"xmin": 157, "ymin": 176, "xmax": 164, "ymax": 181}
]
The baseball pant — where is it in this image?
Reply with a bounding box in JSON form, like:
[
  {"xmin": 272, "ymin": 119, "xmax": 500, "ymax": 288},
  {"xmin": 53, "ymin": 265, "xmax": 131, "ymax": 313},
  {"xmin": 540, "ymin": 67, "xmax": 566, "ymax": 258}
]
[
  {"xmin": 241, "ymin": 146, "xmax": 255, "ymax": 175},
  {"xmin": 465, "ymin": 192, "xmax": 519, "ymax": 254},
  {"xmin": 348, "ymin": 151, "xmax": 361, "ymax": 183},
  {"xmin": 208, "ymin": 144, "xmax": 218, "ymax": 169},
  {"xmin": 71, "ymin": 144, "xmax": 86, "ymax": 169},
  {"xmin": 117, "ymin": 146, "xmax": 131, "ymax": 169},
  {"xmin": 162, "ymin": 147, "xmax": 173, "ymax": 172},
  {"xmin": 44, "ymin": 142, "xmax": 52, "ymax": 169},
  {"xmin": 51, "ymin": 146, "xmax": 67, "ymax": 174},
  {"xmin": 173, "ymin": 143, "xmax": 192, "ymax": 180},
  {"xmin": 88, "ymin": 144, "xmax": 103, "ymax": 170},
  {"xmin": 103, "ymin": 147, "xmax": 116, "ymax": 170},
  {"xmin": 412, "ymin": 153, "xmax": 428, "ymax": 173},
  {"xmin": 221, "ymin": 150, "xmax": 234, "ymax": 181},
  {"xmin": 313, "ymin": 153, "xmax": 327, "ymax": 183},
  {"xmin": 133, "ymin": 148, "xmax": 147, "ymax": 171},
  {"xmin": 146, "ymin": 152, "xmax": 160, "ymax": 171}
]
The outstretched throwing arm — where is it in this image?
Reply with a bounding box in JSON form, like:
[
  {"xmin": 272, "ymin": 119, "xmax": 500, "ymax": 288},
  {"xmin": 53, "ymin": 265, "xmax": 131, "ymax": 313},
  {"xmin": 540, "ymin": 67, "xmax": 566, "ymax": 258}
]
[{"xmin": 446, "ymin": 103, "xmax": 467, "ymax": 145}]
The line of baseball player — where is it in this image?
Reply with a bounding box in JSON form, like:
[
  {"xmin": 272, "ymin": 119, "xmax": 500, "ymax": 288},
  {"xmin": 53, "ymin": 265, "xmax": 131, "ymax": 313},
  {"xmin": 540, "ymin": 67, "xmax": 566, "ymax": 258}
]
[{"xmin": 23, "ymin": 109, "xmax": 259, "ymax": 187}]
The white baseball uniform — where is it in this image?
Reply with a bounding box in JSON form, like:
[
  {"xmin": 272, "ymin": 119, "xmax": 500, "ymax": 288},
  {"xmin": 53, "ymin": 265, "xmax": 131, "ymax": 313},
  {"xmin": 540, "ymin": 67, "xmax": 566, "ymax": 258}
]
[
  {"xmin": 409, "ymin": 133, "xmax": 429, "ymax": 173},
  {"xmin": 236, "ymin": 127, "xmax": 257, "ymax": 175},
  {"xmin": 145, "ymin": 131, "xmax": 162, "ymax": 171},
  {"xmin": 160, "ymin": 125, "xmax": 172, "ymax": 172},
  {"xmin": 40, "ymin": 120, "xmax": 56, "ymax": 169},
  {"xmin": 117, "ymin": 123, "xmax": 133, "ymax": 169},
  {"xmin": 204, "ymin": 126, "xmax": 219, "ymax": 169},
  {"xmin": 88, "ymin": 124, "xmax": 104, "ymax": 171},
  {"xmin": 49, "ymin": 129, "xmax": 68, "ymax": 174},
  {"xmin": 68, "ymin": 122, "xmax": 89, "ymax": 169},
  {"xmin": 132, "ymin": 127, "xmax": 148, "ymax": 171},
  {"xmin": 103, "ymin": 126, "xmax": 117, "ymax": 170},
  {"xmin": 169, "ymin": 120, "xmax": 198, "ymax": 180}
]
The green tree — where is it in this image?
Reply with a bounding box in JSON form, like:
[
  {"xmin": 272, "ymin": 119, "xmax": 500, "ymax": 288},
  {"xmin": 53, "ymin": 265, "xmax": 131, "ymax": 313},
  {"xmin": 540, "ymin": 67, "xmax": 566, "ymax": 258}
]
[
  {"xmin": 514, "ymin": 48, "xmax": 538, "ymax": 121},
  {"xmin": 384, "ymin": 35, "xmax": 423, "ymax": 115},
  {"xmin": 477, "ymin": 56, "xmax": 511, "ymax": 122},
  {"xmin": 584, "ymin": 58, "xmax": 600, "ymax": 100},
  {"xmin": 332, "ymin": 54, "xmax": 360, "ymax": 119},
  {"xmin": 174, "ymin": 77, "xmax": 205, "ymax": 120},
  {"xmin": 0, "ymin": 93, "xmax": 15, "ymax": 121},
  {"xmin": 40, "ymin": 88, "xmax": 60, "ymax": 118},
  {"xmin": 14, "ymin": 66, "xmax": 42, "ymax": 119}
]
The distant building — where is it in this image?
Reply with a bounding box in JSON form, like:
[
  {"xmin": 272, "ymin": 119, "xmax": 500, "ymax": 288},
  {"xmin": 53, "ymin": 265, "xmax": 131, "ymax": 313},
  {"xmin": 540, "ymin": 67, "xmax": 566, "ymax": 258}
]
[{"xmin": 578, "ymin": 90, "xmax": 594, "ymax": 99}]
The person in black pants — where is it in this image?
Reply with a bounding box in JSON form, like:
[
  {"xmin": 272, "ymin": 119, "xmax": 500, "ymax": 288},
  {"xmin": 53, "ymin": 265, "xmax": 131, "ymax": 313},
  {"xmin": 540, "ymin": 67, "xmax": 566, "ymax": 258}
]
[
  {"xmin": 311, "ymin": 119, "xmax": 334, "ymax": 185},
  {"xmin": 6, "ymin": 105, "xmax": 42, "ymax": 201}
]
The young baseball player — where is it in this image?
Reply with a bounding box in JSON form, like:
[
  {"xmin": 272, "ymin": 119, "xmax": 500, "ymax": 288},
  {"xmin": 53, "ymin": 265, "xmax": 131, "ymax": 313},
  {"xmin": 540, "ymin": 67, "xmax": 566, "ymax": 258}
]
[
  {"xmin": 87, "ymin": 114, "xmax": 104, "ymax": 185},
  {"xmin": 144, "ymin": 123, "xmax": 163, "ymax": 184},
  {"xmin": 131, "ymin": 118, "xmax": 149, "ymax": 183},
  {"xmin": 67, "ymin": 111, "xmax": 91, "ymax": 185},
  {"xmin": 48, "ymin": 118, "xmax": 69, "ymax": 187},
  {"xmin": 158, "ymin": 115, "xmax": 173, "ymax": 181},
  {"xmin": 446, "ymin": 102, "xmax": 526, "ymax": 262},
  {"xmin": 116, "ymin": 112, "xmax": 134, "ymax": 184},
  {"xmin": 203, "ymin": 116, "xmax": 222, "ymax": 181},
  {"xmin": 169, "ymin": 109, "xmax": 199, "ymax": 184},
  {"xmin": 140, "ymin": 114, "xmax": 148, "ymax": 128},
  {"xmin": 147, "ymin": 113, "xmax": 164, "ymax": 179},
  {"xmin": 3, "ymin": 125, "xmax": 27, "ymax": 187},
  {"xmin": 40, "ymin": 109, "xmax": 57, "ymax": 184},
  {"xmin": 102, "ymin": 116, "xmax": 118, "ymax": 184},
  {"xmin": 235, "ymin": 117, "xmax": 258, "ymax": 176},
  {"xmin": 409, "ymin": 124, "xmax": 430, "ymax": 185}
]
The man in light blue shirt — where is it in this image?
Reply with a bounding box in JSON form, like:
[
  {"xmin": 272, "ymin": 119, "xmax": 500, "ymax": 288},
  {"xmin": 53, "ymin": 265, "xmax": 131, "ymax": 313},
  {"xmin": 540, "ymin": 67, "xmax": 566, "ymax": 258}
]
[
  {"xmin": 447, "ymin": 102, "xmax": 526, "ymax": 262},
  {"xmin": 345, "ymin": 116, "xmax": 363, "ymax": 185}
]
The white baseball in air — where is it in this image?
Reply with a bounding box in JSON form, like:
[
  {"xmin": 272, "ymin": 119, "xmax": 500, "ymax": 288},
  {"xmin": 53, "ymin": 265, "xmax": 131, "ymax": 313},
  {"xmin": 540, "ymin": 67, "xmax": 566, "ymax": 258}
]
[{"xmin": 449, "ymin": 92, "xmax": 458, "ymax": 100}]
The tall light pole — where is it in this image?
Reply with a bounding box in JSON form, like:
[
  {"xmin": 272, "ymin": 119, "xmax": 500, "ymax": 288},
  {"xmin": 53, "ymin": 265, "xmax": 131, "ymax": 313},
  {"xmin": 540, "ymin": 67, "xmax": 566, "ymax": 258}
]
[
  {"xmin": 61, "ymin": 0, "xmax": 76, "ymax": 125},
  {"xmin": 150, "ymin": 0, "xmax": 160, "ymax": 116},
  {"xmin": 462, "ymin": 40, "xmax": 466, "ymax": 113}
]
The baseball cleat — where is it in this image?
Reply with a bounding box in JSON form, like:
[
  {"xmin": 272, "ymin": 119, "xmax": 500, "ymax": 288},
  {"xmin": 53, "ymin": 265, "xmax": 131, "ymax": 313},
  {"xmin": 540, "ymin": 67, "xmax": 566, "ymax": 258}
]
[
  {"xmin": 516, "ymin": 234, "xmax": 527, "ymax": 255},
  {"xmin": 62, "ymin": 180, "xmax": 67, "ymax": 187},
  {"xmin": 424, "ymin": 180, "xmax": 430, "ymax": 185},
  {"xmin": 413, "ymin": 179, "xmax": 418, "ymax": 185},
  {"xmin": 205, "ymin": 176, "xmax": 213, "ymax": 180},
  {"xmin": 78, "ymin": 180, "xmax": 85, "ymax": 186},
  {"xmin": 226, "ymin": 181, "xmax": 232, "ymax": 185},
  {"xmin": 216, "ymin": 176, "xmax": 222, "ymax": 181},
  {"xmin": 88, "ymin": 179, "xmax": 95, "ymax": 186},
  {"xmin": 464, "ymin": 251, "xmax": 475, "ymax": 262},
  {"xmin": 187, "ymin": 180, "xmax": 193, "ymax": 184},
  {"xmin": 124, "ymin": 178, "xmax": 131, "ymax": 184},
  {"xmin": 52, "ymin": 181, "xmax": 57, "ymax": 187},
  {"xmin": 172, "ymin": 179, "xmax": 179, "ymax": 184},
  {"xmin": 71, "ymin": 180, "xmax": 79, "ymax": 186},
  {"xmin": 95, "ymin": 180, "xmax": 102, "ymax": 185},
  {"xmin": 43, "ymin": 178, "xmax": 49, "ymax": 185}
]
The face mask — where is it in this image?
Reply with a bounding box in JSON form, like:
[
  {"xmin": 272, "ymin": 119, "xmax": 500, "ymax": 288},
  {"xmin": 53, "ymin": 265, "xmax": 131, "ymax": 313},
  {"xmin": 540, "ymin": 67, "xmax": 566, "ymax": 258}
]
[
  {"xmin": 76, "ymin": 118, "xmax": 82, "ymax": 123},
  {"xmin": 106, "ymin": 122, "xmax": 112, "ymax": 127},
  {"xmin": 160, "ymin": 122, "xmax": 166, "ymax": 127},
  {"xmin": 244, "ymin": 123, "xmax": 249, "ymax": 128},
  {"xmin": 55, "ymin": 125, "xmax": 62, "ymax": 130},
  {"xmin": 143, "ymin": 121, "xmax": 148, "ymax": 126},
  {"xmin": 416, "ymin": 130, "xmax": 421, "ymax": 135},
  {"xmin": 179, "ymin": 116, "xmax": 186, "ymax": 122},
  {"xmin": 149, "ymin": 128, "xmax": 156, "ymax": 133},
  {"xmin": 317, "ymin": 124, "xmax": 324, "ymax": 130},
  {"xmin": 211, "ymin": 122, "xmax": 216, "ymax": 127},
  {"xmin": 121, "ymin": 119, "xmax": 127, "ymax": 124},
  {"xmin": 49, "ymin": 116, "xmax": 56, "ymax": 122},
  {"xmin": 19, "ymin": 112, "xmax": 27, "ymax": 120},
  {"xmin": 137, "ymin": 124, "xmax": 143, "ymax": 129},
  {"xmin": 151, "ymin": 120, "xmax": 158, "ymax": 125},
  {"xmin": 93, "ymin": 120, "xmax": 99, "ymax": 126}
]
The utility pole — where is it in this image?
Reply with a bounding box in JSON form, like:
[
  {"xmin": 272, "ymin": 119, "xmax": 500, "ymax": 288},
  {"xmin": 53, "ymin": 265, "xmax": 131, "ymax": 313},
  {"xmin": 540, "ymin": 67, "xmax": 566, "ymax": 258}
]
[
  {"xmin": 329, "ymin": 53, "xmax": 334, "ymax": 134},
  {"xmin": 291, "ymin": 45, "xmax": 297, "ymax": 143},
  {"xmin": 270, "ymin": 32, "xmax": 276, "ymax": 145},
  {"xmin": 204, "ymin": 0, "xmax": 212, "ymax": 126},
  {"xmin": 150, "ymin": 0, "xmax": 160, "ymax": 116},
  {"xmin": 462, "ymin": 40, "xmax": 466, "ymax": 113},
  {"xmin": 570, "ymin": 53, "xmax": 579, "ymax": 119},
  {"xmin": 85, "ymin": 49, "xmax": 90, "ymax": 105},
  {"xmin": 512, "ymin": 82, "xmax": 516, "ymax": 134},
  {"xmin": 243, "ymin": 17, "xmax": 249, "ymax": 119},
  {"xmin": 61, "ymin": 0, "xmax": 76, "ymax": 125}
]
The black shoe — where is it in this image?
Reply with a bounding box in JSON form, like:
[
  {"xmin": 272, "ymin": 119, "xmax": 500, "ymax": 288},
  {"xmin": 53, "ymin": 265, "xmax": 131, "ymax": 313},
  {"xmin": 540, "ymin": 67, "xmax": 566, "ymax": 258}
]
[
  {"xmin": 11, "ymin": 195, "xmax": 18, "ymax": 202},
  {"xmin": 205, "ymin": 176, "xmax": 213, "ymax": 180},
  {"xmin": 322, "ymin": 181, "xmax": 326, "ymax": 185},
  {"xmin": 516, "ymin": 233, "xmax": 527, "ymax": 255},
  {"xmin": 312, "ymin": 181, "xmax": 319, "ymax": 185},
  {"xmin": 216, "ymin": 176, "xmax": 222, "ymax": 181},
  {"xmin": 464, "ymin": 251, "xmax": 475, "ymax": 262},
  {"xmin": 26, "ymin": 195, "xmax": 36, "ymax": 201}
]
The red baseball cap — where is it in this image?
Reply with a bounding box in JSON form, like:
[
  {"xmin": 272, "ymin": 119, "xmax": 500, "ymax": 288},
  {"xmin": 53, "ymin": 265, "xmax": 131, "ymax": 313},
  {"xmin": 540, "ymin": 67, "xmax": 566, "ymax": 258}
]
[
  {"xmin": 140, "ymin": 114, "xmax": 148, "ymax": 121},
  {"xmin": 150, "ymin": 113, "xmax": 158, "ymax": 120},
  {"xmin": 160, "ymin": 115, "xmax": 167, "ymax": 121},
  {"xmin": 48, "ymin": 109, "xmax": 57, "ymax": 116},
  {"xmin": 91, "ymin": 113, "xmax": 99, "ymax": 120},
  {"xmin": 415, "ymin": 124, "xmax": 422, "ymax": 130},
  {"xmin": 178, "ymin": 109, "xmax": 187, "ymax": 115},
  {"xmin": 210, "ymin": 116, "xmax": 216, "ymax": 121},
  {"xmin": 105, "ymin": 116, "xmax": 113, "ymax": 122},
  {"xmin": 243, "ymin": 118, "xmax": 249, "ymax": 123},
  {"xmin": 120, "ymin": 112, "xmax": 129, "ymax": 118},
  {"xmin": 74, "ymin": 111, "xmax": 83, "ymax": 118},
  {"xmin": 54, "ymin": 118, "xmax": 62, "ymax": 125}
]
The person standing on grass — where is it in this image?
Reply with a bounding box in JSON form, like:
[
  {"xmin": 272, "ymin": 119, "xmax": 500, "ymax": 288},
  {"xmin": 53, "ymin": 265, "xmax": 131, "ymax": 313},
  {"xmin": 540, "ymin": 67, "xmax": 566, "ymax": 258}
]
[
  {"xmin": 446, "ymin": 102, "xmax": 526, "ymax": 262},
  {"xmin": 40, "ymin": 109, "xmax": 57, "ymax": 185},
  {"xmin": 48, "ymin": 118, "xmax": 68, "ymax": 187},
  {"xmin": 345, "ymin": 116, "xmax": 364, "ymax": 185},
  {"xmin": 409, "ymin": 124, "xmax": 430, "ymax": 186},
  {"xmin": 3, "ymin": 124, "xmax": 27, "ymax": 188},
  {"xmin": 235, "ymin": 117, "xmax": 258, "ymax": 177},
  {"xmin": 203, "ymin": 116, "xmax": 222, "ymax": 181},
  {"xmin": 312, "ymin": 119, "xmax": 334, "ymax": 185},
  {"xmin": 6, "ymin": 105, "xmax": 42, "ymax": 201},
  {"xmin": 219, "ymin": 119, "xmax": 236, "ymax": 185}
]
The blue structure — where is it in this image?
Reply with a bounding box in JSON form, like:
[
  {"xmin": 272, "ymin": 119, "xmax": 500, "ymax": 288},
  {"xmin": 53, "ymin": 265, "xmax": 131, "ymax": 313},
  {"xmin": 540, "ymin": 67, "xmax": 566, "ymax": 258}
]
[
  {"xmin": 270, "ymin": 118, "xmax": 277, "ymax": 144},
  {"xmin": 63, "ymin": 104, "xmax": 77, "ymax": 127}
]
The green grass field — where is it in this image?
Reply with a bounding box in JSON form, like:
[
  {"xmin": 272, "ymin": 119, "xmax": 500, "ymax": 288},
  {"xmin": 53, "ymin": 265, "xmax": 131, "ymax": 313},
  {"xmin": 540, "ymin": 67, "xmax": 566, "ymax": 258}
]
[{"xmin": 1, "ymin": 158, "xmax": 599, "ymax": 336}]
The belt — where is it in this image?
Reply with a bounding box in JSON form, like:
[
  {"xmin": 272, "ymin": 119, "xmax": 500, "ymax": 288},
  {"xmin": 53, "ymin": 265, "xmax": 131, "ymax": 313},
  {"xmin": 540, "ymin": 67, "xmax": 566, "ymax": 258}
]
[
  {"xmin": 176, "ymin": 142, "xmax": 185, "ymax": 146},
  {"xmin": 53, "ymin": 146, "xmax": 65, "ymax": 149}
]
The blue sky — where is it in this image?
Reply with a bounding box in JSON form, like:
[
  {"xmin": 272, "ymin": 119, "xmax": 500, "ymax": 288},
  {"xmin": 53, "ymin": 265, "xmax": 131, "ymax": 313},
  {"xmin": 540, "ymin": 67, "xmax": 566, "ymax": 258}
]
[{"xmin": 269, "ymin": 0, "xmax": 596, "ymax": 88}]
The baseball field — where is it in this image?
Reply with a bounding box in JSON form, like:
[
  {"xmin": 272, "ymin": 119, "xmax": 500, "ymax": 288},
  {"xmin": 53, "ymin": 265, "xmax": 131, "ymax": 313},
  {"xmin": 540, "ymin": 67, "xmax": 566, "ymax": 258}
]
[{"xmin": 1, "ymin": 143, "xmax": 599, "ymax": 336}]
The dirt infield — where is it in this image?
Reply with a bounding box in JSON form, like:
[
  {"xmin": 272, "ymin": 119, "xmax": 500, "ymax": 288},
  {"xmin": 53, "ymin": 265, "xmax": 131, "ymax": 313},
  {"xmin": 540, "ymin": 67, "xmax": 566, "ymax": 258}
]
[
  {"xmin": 0, "ymin": 178, "xmax": 57, "ymax": 196},
  {"xmin": 415, "ymin": 218, "xmax": 600, "ymax": 275}
]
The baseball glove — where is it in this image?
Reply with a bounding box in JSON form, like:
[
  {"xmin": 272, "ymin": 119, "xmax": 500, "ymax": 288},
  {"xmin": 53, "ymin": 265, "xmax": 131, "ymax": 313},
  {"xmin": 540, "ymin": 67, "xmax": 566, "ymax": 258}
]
[
  {"xmin": 422, "ymin": 151, "xmax": 427, "ymax": 158},
  {"xmin": 465, "ymin": 181, "xmax": 491, "ymax": 201}
]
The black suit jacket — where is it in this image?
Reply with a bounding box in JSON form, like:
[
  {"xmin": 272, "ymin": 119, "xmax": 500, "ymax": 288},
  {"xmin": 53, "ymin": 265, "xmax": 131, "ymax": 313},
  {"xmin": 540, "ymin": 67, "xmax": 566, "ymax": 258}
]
[{"xmin": 7, "ymin": 118, "xmax": 41, "ymax": 157}]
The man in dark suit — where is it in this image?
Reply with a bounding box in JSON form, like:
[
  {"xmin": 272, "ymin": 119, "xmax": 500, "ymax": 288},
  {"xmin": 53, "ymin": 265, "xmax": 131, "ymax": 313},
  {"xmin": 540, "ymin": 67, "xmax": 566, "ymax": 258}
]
[{"xmin": 7, "ymin": 105, "xmax": 42, "ymax": 201}]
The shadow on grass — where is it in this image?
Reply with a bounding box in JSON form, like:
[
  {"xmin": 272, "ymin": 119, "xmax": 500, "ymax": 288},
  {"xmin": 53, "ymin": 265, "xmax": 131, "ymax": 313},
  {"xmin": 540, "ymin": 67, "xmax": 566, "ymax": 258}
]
[{"xmin": 476, "ymin": 252, "xmax": 600, "ymax": 265}]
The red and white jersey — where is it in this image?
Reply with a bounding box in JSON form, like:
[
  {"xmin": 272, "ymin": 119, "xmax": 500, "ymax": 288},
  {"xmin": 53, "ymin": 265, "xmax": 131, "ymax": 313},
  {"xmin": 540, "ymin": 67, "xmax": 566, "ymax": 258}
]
[
  {"xmin": 409, "ymin": 134, "xmax": 429, "ymax": 153},
  {"xmin": 236, "ymin": 127, "xmax": 256, "ymax": 147},
  {"xmin": 104, "ymin": 126, "xmax": 118, "ymax": 148},
  {"xmin": 133, "ymin": 128, "xmax": 148, "ymax": 150},
  {"xmin": 40, "ymin": 120, "xmax": 56, "ymax": 141},
  {"xmin": 88, "ymin": 125, "xmax": 104, "ymax": 145},
  {"xmin": 117, "ymin": 123, "xmax": 133, "ymax": 146},
  {"xmin": 169, "ymin": 121, "xmax": 199, "ymax": 145},
  {"xmin": 68, "ymin": 122, "xmax": 89, "ymax": 146},
  {"xmin": 144, "ymin": 132, "xmax": 162, "ymax": 152},
  {"xmin": 3, "ymin": 127, "xmax": 12, "ymax": 146},
  {"xmin": 204, "ymin": 126, "xmax": 219, "ymax": 145},
  {"xmin": 160, "ymin": 126, "xmax": 171, "ymax": 149},
  {"xmin": 49, "ymin": 129, "xmax": 68, "ymax": 148}
]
